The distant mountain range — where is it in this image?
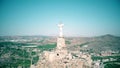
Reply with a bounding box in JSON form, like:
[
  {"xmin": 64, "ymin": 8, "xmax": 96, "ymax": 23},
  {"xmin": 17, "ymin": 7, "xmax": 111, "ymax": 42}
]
[
  {"xmin": 91, "ymin": 34, "xmax": 120, "ymax": 51},
  {"xmin": 70, "ymin": 34, "xmax": 120, "ymax": 53}
]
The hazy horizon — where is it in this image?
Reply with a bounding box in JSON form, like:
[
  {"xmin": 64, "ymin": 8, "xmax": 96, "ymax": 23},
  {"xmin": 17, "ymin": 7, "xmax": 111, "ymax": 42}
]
[
  {"xmin": 0, "ymin": 34, "xmax": 119, "ymax": 38},
  {"xmin": 0, "ymin": 0, "xmax": 120, "ymax": 37}
]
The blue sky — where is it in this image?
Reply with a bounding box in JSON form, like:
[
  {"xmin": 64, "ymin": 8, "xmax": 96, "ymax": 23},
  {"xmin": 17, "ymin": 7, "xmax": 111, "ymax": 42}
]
[{"xmin": 0, "ymin": 0, "xmax": 120, "ymax": 36}]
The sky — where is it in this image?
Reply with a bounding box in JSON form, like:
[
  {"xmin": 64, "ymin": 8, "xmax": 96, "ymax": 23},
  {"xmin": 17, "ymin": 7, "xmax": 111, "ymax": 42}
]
[{"xmin": 0, "ymin": 0, "xmax": 120, "ymax": 37}]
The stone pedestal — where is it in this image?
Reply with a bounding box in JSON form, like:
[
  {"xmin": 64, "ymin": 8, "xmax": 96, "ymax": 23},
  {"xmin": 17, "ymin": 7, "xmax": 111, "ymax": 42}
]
[
  {"xmin": 57, "ymin": 37, "xmax": 66, "ymax": 49},
  {"xmin": 55, "ymin": 37, "xmax": 68, "ymax": 60}
]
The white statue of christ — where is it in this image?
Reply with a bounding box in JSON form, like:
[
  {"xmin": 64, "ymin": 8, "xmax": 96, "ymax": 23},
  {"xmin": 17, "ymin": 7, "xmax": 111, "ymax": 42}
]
[{"xmin": 58, "ymin": 23, "xmax": 64, "ymax": 37}]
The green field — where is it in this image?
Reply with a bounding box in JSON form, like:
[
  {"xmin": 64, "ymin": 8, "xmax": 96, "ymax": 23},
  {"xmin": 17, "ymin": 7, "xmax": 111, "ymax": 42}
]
[{"xmin": 0, "ymin": 42, "xmax": 56, "ymax": 68}]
